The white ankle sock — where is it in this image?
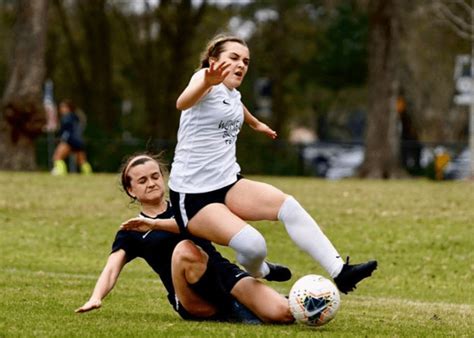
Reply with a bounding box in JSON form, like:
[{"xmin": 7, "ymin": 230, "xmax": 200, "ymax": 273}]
[
  {"xmin": 228, "ymin": 224, "xmax": 270, "ymax": 278},
  {"xmin": 278, "ymin": 196, "xmax": 344, "ymax": 278}
]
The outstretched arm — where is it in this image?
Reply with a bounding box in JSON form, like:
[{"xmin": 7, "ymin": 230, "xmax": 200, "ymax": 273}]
[
  {"xmin": 75, "ymin": 250, "xmax": 127, "ymax": 313},
  {"xmin": 243, "ymin": 104, "xmax": 277, "ymax": 139},
  {"xmin": 120, "ymin": 217, "xmax": 180, "ymax": 234},
  {"xmin": 176, "ymin": 61, "xmax": 231, "ymax": 111}
]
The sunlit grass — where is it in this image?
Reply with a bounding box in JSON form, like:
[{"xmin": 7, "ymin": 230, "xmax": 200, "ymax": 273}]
[{"xmin": 0, "ymin": 172, "xmax": 472, "ymax": 336}]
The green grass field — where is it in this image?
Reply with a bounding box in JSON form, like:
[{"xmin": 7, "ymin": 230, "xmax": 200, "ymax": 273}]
[{"xmin": 0, "ymin": 172, "xmax": 473, "ymax": 336}]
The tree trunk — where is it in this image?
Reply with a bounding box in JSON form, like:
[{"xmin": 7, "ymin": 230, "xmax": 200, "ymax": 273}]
[
  {"xmin": 53, "ymin": 0, "xmax": 90, "ymax": 105},
  {"xmin": 0, "ymin": 0, "xmax": 49, "ymax": 170},
  {"xmin": 158, "ymin": 0, "xmax": 206, "ymax": 140},
  {"xmin": 359, "ymin": 0, "xmax": 405, "ymax": 178},
  {"xmin": 78, "ymin": 0, "xmax": 115, "ymax": 133}
]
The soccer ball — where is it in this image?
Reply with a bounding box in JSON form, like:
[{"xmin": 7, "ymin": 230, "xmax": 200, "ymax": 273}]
[{"xmin": 288, "ymin": 274, "xmax": 340, "ymax": 326}]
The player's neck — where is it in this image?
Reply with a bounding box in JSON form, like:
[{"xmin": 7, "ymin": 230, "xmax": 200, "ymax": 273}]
[{"xmin": 141, "ymin": 199, "xmax": 167, "ymax": 217}]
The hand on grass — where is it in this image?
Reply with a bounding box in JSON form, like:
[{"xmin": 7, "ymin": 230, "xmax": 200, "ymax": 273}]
[{"xmin": 75, "ymin": 299, "xmax": 101, "ymax": 313}]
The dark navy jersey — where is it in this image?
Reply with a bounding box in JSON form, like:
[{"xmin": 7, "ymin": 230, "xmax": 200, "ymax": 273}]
[
  {"xmin": 110, "ymin": 201, "xmax": 222, "ymax": 307},
  {"xmin": 59, "ymin": 112, "xmax": 84, "ymax": 149}
]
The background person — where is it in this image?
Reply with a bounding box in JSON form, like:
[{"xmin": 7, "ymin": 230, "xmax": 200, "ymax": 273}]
[
  {"xmin": 76, "ymin": 154, "xmax": 293, "ymax": 324},
  {"xmin": 51, "ymin": 99, "xmax": 92, "ymax": 175}
]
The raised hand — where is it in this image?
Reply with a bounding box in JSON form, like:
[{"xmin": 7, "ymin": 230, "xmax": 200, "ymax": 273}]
[{"xmin": 204, "ymin": 61, "xmax": 231, "ymax": 86}]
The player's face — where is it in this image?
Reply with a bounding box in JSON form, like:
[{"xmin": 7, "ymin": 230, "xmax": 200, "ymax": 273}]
[
  {"xmin": 218, "ymin": 42, "xmax": 250, "ymax": 89},
  {"xmin": 127, "ymin": 161, "xmax": 165, "ymax": 204},
  {"xmin": 59, "ymin": 103, "xmax": 69, "ymax": 115}
]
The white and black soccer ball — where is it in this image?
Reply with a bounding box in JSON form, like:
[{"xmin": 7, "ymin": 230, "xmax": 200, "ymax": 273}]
[{"xmin": 288, "ymin": 274, "xmax": 340, "ymax": 326}]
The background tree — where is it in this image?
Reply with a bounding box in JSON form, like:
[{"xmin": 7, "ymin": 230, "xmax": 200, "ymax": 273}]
[
  {"xmin": 307, "ymin": 0, "xmax": 368, "ymax": 141},
  {"xmin": 0, "ymin": 0, "xmax": 49, "ymax": 170},
  {"xmin": 430, "ymin": 0, "xmax": 473, "ymax": 177},
  {"xmin": 359, "ymin": 0, "xmax": 404, "ymax": 178},
  {"xmin": 0, "ymin": 0, "xmax": 469, "ymax": 175},
  {"xmin": 399, "ymin": 1, "xmax": 469, "ymax": 143},
  {"xmin": 243, "ymin": 0, "xmax": 320, "ymax": 137},
  {"xmin": 52, "ymin": 0, "xmax": 116, "ymax": 135},
  {"xmin": 111, "ymin": 0, "xmax": 214, "ymax": 140}
]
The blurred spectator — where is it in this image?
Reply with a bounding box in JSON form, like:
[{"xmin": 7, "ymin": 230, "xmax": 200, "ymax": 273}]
[
  {"xmin": 51, "ymin": 99, "xmax": 92, "ymax": 175},
  {"xmin": 397, "ymin": 95, "xmax": 422, "ymax": 174},
  {"xmin": 434, "ymin": 146, "xmax": 451, "ymax": 180}
]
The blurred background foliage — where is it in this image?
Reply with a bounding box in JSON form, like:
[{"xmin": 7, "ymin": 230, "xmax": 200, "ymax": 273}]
[{"xmin": 0, "ymin": 0, "xmax": 470, "ymax": 174}]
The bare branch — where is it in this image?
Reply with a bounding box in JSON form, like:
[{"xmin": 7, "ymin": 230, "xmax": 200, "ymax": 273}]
[
  {"xmin": 437, "ymin": 2, "xmax": 471, "ymax": 31},
  {"xmin": 452, "ymin": 0, "xmax": 473, "ymax": 14},
  {"xmin": 431, "ymin": 0, "xmax": 474, "ymax": 40},
  {"xmin": 437, "ymin": 12, "xmax": 473, "ymax": 39}
]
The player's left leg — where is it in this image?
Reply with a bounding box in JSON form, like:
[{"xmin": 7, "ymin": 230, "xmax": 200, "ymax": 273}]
[
  {"xmin": 171, "ymin": 240, "xmax": 218, "ymax": 318},
  {"xmin": 230, "ymin": 277, "xmax": 294, "ymax": 324},
  {"xmin": 226, "ymin": 179, "xmax": 377, "ymax": 291},
  {"xmin": 226, "ymin": 178, "xmax": 344, "ymax": 278},
  {"xmin": 75, "ymin": 151, "xmax": 92, "ymax": 175}
]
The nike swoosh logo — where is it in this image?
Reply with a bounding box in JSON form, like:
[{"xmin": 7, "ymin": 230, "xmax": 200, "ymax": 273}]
[
  {"xmin": 223, "ymin": 99, "xmax": 231, "ymax": 105},
  {"xmin": 142, "ymin": 230, "xmax": 152, "ymax": 238},
  {"xmin": 306, "ymin": 303, "xmax": 328, "ymax": 318},
  {"xmin": 235, "ymin": 272, "xmax": 246, "ymax": 278},
  {"xmin": 304, "ymin": 294, "xmax": 330, "ymax": 318}
]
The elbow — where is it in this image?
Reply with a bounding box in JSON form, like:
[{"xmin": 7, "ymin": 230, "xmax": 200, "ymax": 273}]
[
  {"xmin": 176, "ymin": 97, "xmax": 188, "ymax": 111},
  {"xmin": 176, "ymin": 102, "xmax": 189, "ymax": 111}
]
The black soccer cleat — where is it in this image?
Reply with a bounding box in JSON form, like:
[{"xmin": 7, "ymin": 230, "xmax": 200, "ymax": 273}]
[
  {"xmin": 264, "ymin": 261, "xmax": 292, "ymax": 282},
  {"xmin": 333, "ymin": 256, "xmax": 378, "ymax": 294}
]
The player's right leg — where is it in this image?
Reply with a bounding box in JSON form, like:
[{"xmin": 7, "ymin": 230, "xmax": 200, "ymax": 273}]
[
  {"xmin": 171, "ymin": 240, "xmax": 217, "ymax": 318},
  {"xmin": 51, "ymin": 142, "xmax": 71, "ymax": 175},
  {"xmin": 187, "ymin": 204, "xmax": 270, "ymax": 278}
]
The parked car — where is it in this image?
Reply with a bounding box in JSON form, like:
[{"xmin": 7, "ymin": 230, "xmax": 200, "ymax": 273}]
[
  {"xmin": 444, "ymin": 147, "xmax": 471, "ymax": 180},
  {"xmin": 302, "ymin": 142, "xmax": 364, "ymax": 179}
]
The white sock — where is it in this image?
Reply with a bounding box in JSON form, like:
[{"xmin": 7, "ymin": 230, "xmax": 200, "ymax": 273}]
[
  {"xmin": 228, "ymin": 224, "xmax": 270, "ymax": 278},
  {"xmin": 278, "ymin": 196, "xmax": 344, "ymax": 278}
]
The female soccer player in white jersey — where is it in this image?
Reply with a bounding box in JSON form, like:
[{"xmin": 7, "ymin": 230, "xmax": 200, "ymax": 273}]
[{"xmin": 166, "ymin": 34, "xmax": 377, "ymax": 294}]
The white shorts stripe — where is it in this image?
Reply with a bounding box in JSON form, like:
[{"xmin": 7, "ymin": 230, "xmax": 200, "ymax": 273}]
[{"xmin": 179, "ymin": 193, "xmax": 189, "ymax": 227}]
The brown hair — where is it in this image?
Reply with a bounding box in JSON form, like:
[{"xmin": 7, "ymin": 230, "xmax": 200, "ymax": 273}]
[
  {"xmin": 119, "ymin": 152, "xmax": 168, "ymax": 199},
  {"xmin": 199, "ymin": 34, "xmax": 248, "ymax": 69},
  {"xmin": 59, "ymin": 99, "xmax": 76, "ymax": 113}
]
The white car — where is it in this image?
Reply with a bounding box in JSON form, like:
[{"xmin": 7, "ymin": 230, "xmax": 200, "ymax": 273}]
[{"xmin": 302, "ymin": 142, "xmax": 364, "ymax": 179}]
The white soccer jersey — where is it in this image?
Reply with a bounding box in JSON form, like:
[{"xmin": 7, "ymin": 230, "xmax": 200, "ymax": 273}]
[{"xmin": 169, "ymin": 74, "xmax": 244, "ymax": 193}]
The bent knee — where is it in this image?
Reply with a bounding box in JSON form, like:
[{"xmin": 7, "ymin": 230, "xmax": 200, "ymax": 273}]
[
  {"xmin": 230, "ymin": 225, "xmax": 267, "ymax": 261},
  {"xmin": 245, "ymin": 232, "xmax": 267, "ymax": 261},
  {"xmin": 173, "ymin": 240, "xmax": 208, "ymax": 263}
]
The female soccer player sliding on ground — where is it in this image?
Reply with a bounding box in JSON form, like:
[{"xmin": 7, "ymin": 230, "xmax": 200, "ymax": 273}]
[
  {"xmin": 160, "ymin": 34, "xmax": 377, "ymax": 294},
  {"xmin": 76, "ymin": 154, "xmax": 293, "ymax": 324}
]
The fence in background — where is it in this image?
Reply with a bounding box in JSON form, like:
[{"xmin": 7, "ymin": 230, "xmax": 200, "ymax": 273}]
[{"xmin": 35, "ymin": 135, "xmax": 469, "ymax": 179}]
